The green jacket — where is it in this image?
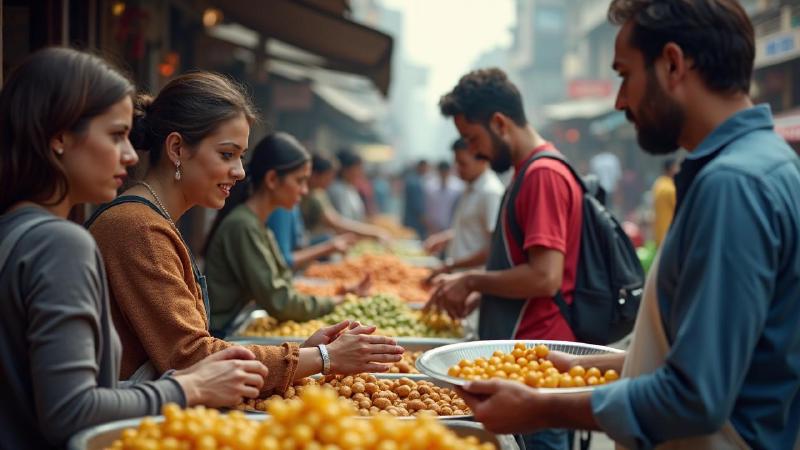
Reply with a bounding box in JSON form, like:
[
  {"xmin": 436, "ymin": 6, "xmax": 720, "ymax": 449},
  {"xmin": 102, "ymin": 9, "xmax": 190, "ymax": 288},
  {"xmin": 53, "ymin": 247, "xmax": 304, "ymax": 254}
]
[{"xmin": 205, "ymin": 204, "xmax": 334, "ymax": 332}]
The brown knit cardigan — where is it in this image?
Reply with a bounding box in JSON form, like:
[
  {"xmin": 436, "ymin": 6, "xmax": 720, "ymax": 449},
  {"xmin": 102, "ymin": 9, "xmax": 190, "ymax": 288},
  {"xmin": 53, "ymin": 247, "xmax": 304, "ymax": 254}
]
[{"xmin": 88, "ymin": 201, "xmax": 299, "ymax": 393}]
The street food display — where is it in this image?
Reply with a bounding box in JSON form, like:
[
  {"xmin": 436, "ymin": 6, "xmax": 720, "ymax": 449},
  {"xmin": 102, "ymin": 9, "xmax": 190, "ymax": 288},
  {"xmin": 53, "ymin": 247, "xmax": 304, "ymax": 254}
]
[
  {"xmin": 447, "ymin": 343, "xmax": 620, "ymax": 388},
  {"xmin": 240, "ymin": 294, "xmax": 463, "ymax": 339},
  {"xmin": 369, "ymin": 214, "xmax": 419, "ymax": 239},
  {"xmin": 346, "ymin": 239, "xmax": 427, "ymax": 258},
  {"xmin": 239, "ymin": 375, "xmax": 471, "ymax": 419},
  {"xmin": 107, "ymin": 387, "xmax": 496, "ymax": 450},
  {"xmin": 304, "ymin": 254, "xmax": 431, "ymax": 303}
]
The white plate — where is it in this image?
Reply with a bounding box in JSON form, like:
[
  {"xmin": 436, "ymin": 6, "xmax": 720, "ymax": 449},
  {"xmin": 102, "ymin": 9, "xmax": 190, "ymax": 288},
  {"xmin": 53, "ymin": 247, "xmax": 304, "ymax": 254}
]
[{"xmin": 416, "ymin": 339, "xmax": 624, "ymax": 394}]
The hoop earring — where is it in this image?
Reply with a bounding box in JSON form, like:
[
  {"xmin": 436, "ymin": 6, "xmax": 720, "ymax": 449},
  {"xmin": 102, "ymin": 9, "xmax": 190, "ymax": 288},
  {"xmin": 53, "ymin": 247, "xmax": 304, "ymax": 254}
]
[{"xmin": 174, "ymin": 160, "xmax": 182, "ymax": 181}]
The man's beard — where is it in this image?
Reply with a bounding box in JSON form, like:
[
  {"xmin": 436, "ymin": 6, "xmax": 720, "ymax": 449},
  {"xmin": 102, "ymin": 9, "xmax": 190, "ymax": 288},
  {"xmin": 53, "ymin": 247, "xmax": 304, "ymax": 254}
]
[
  {"xmin": 629, "ymin": 69, "xmax": 685, "ymax": 155},
  {"xmin": 488, "ymin": 129, "xmax": 514, "ymax": 173}
]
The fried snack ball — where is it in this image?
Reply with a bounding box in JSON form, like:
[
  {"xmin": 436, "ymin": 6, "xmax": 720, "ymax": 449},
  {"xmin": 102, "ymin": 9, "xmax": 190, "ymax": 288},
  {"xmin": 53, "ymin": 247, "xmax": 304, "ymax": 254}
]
[{"xmin": 448, "ymin": 343, "xmax": 619, "ymax": 389}]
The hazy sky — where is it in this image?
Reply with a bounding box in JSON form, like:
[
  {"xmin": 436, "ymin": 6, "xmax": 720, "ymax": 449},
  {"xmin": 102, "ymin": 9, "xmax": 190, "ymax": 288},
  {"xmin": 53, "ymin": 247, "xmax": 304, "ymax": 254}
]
[
  {"xmin": 381, "ymin": 0, "xmax": 515, "ymax": 103},
  {"xmin": 379, "ymin": 0, "xmax": 516, "ymax": 159}
]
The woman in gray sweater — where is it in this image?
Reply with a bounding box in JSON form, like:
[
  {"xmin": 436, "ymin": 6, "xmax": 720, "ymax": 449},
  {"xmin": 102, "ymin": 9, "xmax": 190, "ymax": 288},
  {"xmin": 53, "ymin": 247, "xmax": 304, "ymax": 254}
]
[{"xmin": 0, "ymin": 48, "xmax": 269, "ymax": 449}]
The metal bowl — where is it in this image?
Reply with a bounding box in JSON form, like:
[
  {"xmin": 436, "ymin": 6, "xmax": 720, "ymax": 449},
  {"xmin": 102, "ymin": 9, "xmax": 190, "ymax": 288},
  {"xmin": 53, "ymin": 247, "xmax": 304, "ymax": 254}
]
[
  {"xmin": 69, "ymin": 416, "xmax": 518, "ymax": 450},
  {"xmin": 416, "ymin": 339, "xmax": 624, "ymax": 394}
]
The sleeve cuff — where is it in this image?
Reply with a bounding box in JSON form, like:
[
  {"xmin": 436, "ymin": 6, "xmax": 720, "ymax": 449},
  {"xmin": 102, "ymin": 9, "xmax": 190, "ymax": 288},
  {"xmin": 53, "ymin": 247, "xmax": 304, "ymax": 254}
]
[
  {"xmin": 158, "ymin": 376, "xmax": 188, "ymax": 408},
  {"xmin": 591, "ymin": 378, "xmax": 651, "ymax": 449}
]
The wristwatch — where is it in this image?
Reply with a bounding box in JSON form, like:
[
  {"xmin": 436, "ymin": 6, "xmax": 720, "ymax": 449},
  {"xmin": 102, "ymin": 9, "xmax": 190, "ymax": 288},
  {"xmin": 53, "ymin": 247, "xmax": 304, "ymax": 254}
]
[{"xmin": 317, "ymin": 344, "xmax": 331, "ymax": 375}]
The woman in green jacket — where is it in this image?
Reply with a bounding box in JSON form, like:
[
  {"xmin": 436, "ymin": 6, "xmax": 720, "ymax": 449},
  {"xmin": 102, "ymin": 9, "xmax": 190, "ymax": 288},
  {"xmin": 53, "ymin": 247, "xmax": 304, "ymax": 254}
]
[{"xmin": 205, "ymin": 132, "xmax": 366, "ymax": 336}]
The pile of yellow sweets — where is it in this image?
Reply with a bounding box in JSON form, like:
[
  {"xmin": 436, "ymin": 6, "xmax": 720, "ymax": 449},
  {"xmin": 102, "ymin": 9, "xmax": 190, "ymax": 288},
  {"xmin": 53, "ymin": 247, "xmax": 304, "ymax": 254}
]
[
  {"xmin": 448, "ymin": 343, "xmax": 619, "ymax": 388},
  {"xmin": 241, "ymin": 316, "xmax": 326, "ymax": 338},
  {"xmin": 107, "ymin": 386, "xmax": 495, "ymax": 450}
]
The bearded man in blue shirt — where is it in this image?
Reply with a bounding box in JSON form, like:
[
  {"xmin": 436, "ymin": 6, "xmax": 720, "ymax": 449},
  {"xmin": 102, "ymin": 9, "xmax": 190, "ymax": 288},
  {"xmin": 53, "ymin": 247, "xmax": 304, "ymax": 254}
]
[{"xmin": 457, "ymin": 1, "xmax": 800, "ymax": 449}]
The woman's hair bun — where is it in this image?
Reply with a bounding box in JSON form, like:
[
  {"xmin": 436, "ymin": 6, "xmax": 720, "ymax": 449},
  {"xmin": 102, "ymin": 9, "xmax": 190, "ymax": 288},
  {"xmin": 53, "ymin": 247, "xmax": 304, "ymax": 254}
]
[{"xmin": 130, "ymin": 94, "xmax": 154, "ymax": 151}]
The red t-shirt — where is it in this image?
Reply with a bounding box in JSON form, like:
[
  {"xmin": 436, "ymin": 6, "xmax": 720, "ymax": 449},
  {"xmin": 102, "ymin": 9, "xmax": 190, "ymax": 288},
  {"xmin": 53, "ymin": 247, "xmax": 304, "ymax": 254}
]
[{"xmin": 505, "ymin": 144, "xmax": 582, "ymax": 341}]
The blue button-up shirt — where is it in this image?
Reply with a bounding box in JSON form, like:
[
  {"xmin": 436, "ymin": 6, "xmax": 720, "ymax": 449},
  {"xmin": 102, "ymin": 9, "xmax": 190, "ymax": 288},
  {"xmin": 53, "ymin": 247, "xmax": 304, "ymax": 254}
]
[{"xmin": 591, "ymin": 105, "xmax": 800, "ymax": 449}]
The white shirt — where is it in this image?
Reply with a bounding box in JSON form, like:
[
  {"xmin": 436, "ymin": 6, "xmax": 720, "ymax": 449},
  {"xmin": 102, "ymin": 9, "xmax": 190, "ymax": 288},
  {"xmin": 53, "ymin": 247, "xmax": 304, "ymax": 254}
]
[
  {"xmin": 327, "ymin": 180, "xmax": 365, "ymax": 221},
  {"xmin": 589, "ymin": 152, "xmax": 622, "ymax": 193},
  {"xmin": 448, "ymin": 169, "xmax": 505, "ymax": 261}
]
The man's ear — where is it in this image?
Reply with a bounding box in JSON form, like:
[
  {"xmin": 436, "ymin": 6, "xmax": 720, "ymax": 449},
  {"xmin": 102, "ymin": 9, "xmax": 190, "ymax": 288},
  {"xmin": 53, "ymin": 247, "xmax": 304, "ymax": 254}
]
[
  {"xmin": 662, "ymin": 42, "xmax": 688, "ymax": 90},
  {"xmin": 489, "ymin": 112, "xmax": 509, "ymax": 136}
]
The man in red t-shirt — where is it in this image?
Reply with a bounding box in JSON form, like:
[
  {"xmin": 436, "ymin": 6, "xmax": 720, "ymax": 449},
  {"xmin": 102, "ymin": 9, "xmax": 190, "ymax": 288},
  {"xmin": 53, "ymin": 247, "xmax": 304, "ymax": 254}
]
[{"xmin": 428, "ymin": 68, "xmax": 583, "ymax": 450}]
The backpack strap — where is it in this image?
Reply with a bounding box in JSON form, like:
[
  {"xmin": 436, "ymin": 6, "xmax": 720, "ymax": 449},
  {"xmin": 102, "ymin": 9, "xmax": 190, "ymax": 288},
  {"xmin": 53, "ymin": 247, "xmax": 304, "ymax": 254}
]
[
  {"xmin": 85, "ymin": 196, "xmax": 211, "ymax": 325},
  {"xmin": 0, "ymin": 213, "xmax": 60, "ymax": 274},
  {"xmin": 504, "ymin": 150, "xmax": 584, "ymax": 329}
]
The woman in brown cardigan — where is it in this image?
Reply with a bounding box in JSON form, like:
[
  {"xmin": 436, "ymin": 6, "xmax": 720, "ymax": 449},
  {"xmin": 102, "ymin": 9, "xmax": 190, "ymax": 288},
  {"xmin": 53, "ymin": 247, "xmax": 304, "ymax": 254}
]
[{"xmin": 88, "ymin": 72, "xmax": 403, "ymax": 394}]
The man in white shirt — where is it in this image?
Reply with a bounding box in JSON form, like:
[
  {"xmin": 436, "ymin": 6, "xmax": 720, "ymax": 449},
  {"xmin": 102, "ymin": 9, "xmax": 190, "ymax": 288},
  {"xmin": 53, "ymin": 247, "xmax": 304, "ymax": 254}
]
[
  {"xmin": 424, "ymin": 138, "xmax": 504, "ymax": 276},
  {"xmin": 589, "ymin": 150, "xmax": 622, "ymax": 208},
  {"xmin": 328, "ymin": 150, "xmax": 367, "ymax": 221}
]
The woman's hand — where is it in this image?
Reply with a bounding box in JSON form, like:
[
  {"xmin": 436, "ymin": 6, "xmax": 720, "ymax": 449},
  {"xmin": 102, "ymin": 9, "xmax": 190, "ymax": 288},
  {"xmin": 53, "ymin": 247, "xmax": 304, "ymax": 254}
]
[
  {"xmin": 331, "ymin": 233, "xmax": 358, "ymax": 253},
  {"xmin": 173, "ymin": 346, "xmax": 269, "ymax": 408},
  {"xmin": 326, "ymin": 327, "xmax": 404, "ymax": 374},
  {"xmin": 301, "ymin": 320, "xmax": 355, "ymax": 347}
]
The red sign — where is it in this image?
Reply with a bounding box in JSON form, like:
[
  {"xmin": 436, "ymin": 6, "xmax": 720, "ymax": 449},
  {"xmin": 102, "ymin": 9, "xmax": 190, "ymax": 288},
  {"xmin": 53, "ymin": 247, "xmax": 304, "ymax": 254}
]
[{"xmin": 568, "ymin": 80, "xmax": 613, "ymax": 99}]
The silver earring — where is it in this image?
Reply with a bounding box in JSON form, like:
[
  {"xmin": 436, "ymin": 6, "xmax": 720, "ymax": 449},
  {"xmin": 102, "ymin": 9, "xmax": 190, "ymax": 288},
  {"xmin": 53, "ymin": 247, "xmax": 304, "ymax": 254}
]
[
  {"xmin": 174, "ymin": 160, "xmax": 182, "ymax": 181},
  {"xmin": 54, "ymin": 148, "xmax": 64, "ymax": 155}
]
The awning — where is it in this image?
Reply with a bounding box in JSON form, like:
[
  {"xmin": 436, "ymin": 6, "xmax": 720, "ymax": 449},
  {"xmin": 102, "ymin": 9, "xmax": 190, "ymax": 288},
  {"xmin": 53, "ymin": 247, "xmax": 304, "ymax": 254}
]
[
  {"xmin": 268, "ymin": 59, "xmax": 385, "ymax": 124},
  {"xmin": 543, "ymin": 97, "xmax": 616, "ymax": 122},
  {"xmin": 208, "ymin": 0, "xmax": 393, "ymax": 95},
  {"xmin": 774, "ymin": 109, "xmax": 800, "ymax": 142}
]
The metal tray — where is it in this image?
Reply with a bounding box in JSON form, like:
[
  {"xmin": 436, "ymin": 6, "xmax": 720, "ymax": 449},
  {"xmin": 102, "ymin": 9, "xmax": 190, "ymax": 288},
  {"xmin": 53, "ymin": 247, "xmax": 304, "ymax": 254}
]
[
  {"xmin": 229, "ymin": 335, "xmax": 465, "ymax": 347},
  {"xmin": 231, "ymin": 310, "xmax": 466, "ymax": 344},
  {"xmin": 416, "ymin": 339, "xmax": 624, "ymax": 394},
  {"xmin": 241, "ymin": 373, "xmax": 473, "ymax": 420},
  {"xmin": 69, "ymin": 416, "xmax": 518, "ymax": 450}
]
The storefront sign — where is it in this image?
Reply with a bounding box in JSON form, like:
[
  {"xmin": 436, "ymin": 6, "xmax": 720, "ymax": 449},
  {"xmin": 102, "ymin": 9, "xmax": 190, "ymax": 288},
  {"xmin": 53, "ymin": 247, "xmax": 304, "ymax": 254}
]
[
  {"xmin": 755, "ymin": 29, "xmax": 800, "ymax": 68},
  {"xmin": 567, "ymin": 79, "xmax": 613, "ymax": 99}
]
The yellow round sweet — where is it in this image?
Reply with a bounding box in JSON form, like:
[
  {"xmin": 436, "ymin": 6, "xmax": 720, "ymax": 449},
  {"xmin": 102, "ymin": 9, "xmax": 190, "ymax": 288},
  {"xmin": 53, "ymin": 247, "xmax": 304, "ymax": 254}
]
[{"xmin": 446, "ymin": 343, "xmax": 618, "ymax": 389}]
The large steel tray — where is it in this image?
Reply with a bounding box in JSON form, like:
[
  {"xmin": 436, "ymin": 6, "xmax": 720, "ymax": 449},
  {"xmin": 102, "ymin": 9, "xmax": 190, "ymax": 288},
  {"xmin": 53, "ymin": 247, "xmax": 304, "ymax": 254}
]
[
  {"xmin": 69, "ymin": 417, "xmax": 519, "ymax": 450},
  {"xmin": 230, "ymin": 309, "xmax": 468, "ymax": 344}
]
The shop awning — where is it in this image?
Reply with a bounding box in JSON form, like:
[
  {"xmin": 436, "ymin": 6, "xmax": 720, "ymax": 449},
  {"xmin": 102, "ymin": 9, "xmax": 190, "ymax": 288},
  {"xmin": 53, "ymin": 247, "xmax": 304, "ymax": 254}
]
[
  {"xmin": 209, "ymin": 0, "xmax": 393, "ymax": 95},
  {"xmin": 543, "ymin": 97, "xmax": 616, "ymax": 122}
]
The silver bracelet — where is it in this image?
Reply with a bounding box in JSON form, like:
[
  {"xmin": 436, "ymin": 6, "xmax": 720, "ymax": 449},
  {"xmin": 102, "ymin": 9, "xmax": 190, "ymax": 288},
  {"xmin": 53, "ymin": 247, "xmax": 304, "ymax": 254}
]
[{"xmin": 317, "ymin": 344, "xmax": 331, "ymax": 375}]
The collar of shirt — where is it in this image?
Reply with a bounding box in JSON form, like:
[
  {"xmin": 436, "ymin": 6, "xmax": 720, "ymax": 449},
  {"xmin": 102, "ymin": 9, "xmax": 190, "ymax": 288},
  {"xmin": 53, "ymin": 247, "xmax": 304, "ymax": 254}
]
[
  {"xmin": 513, "ymin": 141, "xmax": 556, "ymax": 173},
  {"xmin": 675, "ymin": 104, "xmax": 774, "ymax": 214},
  {"xmin": 466, "ymin": 168, "xmax": 492, "ymax": 193},
  {"xmin": 687, "ymin": 104, "xmax": 774, "ymax": 161}
]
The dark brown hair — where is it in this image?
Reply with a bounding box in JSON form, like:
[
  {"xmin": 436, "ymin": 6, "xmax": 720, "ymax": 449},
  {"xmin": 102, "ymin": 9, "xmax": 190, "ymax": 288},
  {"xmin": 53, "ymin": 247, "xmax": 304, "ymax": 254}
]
[
  {"xmin": 439, "ymin": 68, "xmax": 527, "ymax": 126},
  {"xmin": 0, "ymin": 47, "xmax": 134, "ymax": 213},
  {"xmin": 131, "ymin": 71, "xmax": 258, "ymax": 164},
  {"xmin": 608, "ymin": 0, "xmax": 755, "ymax": 94}
]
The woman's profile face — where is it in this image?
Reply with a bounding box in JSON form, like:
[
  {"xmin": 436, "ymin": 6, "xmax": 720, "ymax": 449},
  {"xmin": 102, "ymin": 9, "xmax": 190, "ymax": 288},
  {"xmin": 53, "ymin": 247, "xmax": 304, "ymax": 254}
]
[
  {"xmin": 179, "ymin": 113, "xmax": 250, "ymax": 210},
  {"xmin": 59, "ymin": 96, "xmax": 138, "ymax": 205},
  {"xmin": 273, "ymin": 161, "xmax": 311, "ymax": 210}
]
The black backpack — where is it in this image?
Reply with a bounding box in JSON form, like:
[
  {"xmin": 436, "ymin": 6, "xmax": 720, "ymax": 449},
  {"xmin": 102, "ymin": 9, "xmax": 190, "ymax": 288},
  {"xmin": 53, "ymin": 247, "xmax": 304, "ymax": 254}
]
[{"xmin": 507, "ymin": 152, "xmax": 644, "ymax": 344}]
